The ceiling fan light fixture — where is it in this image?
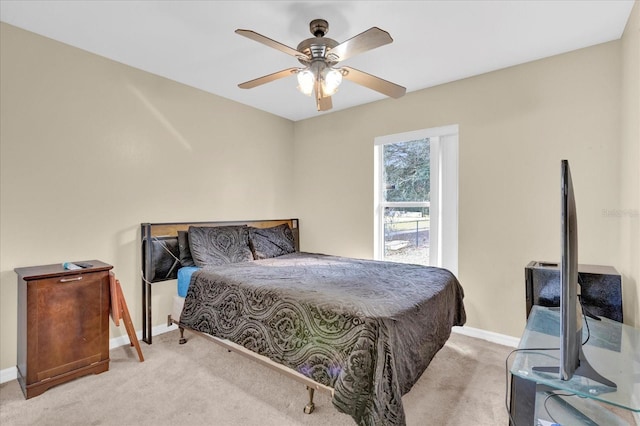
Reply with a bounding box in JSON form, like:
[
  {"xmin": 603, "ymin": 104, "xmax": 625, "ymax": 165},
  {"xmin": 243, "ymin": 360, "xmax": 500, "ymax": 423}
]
[
  {"xmin": 297, "ymin": 63, "xmax": 342, "ymax": 97},
  {"xmin": 322, "ymin": 67, "xmax": 343, "ymax": 96},
  {"xmin": 296, "ymin": 68, "xmax": 315, "ymax": 96}
]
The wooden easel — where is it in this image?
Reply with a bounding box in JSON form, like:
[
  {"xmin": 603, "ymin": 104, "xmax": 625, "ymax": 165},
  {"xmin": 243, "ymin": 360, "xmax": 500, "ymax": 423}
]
[{"xmin": 109, "ymin": 272, "xmax": 144, "ymax": 362}]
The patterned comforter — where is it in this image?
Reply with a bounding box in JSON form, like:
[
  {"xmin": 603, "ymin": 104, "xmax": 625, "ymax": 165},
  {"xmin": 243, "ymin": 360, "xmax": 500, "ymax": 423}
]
[{"xmin": 179, "ymin": 252, "xmax": 466, "ymax": 425}]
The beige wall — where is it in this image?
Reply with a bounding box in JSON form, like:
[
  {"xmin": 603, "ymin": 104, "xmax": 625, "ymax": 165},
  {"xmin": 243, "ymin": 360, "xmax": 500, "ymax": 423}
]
[
  {"xmin": 0, "ymin": 24, "xmax": 295, "ymax": 371},
  {"xmin": 293, "ymin": 41, "xmax": 628, "ymax": 337},
  {"xmin": 2, "ymin": 6, "xmax": 639, "ymax": 373},
  {"xmin": 620, "ymin": 1, "xmax": 640, "ymax": 328}
]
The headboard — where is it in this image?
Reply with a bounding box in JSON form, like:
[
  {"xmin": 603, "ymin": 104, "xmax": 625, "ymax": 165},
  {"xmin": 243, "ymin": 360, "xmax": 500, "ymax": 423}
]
[
  {"xmin": 141, "ymin": 218, "xmax": 299, "ymax": 283},
  {"xmin": 140, "ymin": 218, "xmax": 299, "ymax": 343}
]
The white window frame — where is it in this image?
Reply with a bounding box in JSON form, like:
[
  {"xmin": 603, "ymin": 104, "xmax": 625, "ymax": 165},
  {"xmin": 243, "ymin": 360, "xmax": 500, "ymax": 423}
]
[{"xmin": 374, "ymin": 125, "xmax": 459, "ymax": 275}]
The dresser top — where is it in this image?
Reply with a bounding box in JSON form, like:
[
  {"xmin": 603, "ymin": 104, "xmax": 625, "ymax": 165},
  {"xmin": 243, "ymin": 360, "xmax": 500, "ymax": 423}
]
[{"xmin": 14, "ymin": 260, "xmax": 113, "ymax": 280}]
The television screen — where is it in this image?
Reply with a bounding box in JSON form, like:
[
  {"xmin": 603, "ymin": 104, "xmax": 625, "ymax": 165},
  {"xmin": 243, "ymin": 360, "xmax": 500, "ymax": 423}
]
[
  {"xmin": 560, "ymin": 159, "xmax": 581, "ymax": 380},
  {"xmin": 533, "ymin": 160, "xmax": 615, "ymax": 389}
]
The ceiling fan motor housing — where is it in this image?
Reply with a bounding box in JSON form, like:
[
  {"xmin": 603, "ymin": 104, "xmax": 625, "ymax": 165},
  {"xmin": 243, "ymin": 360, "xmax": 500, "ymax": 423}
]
[
  {"xmin": 296, "ymin": 37, "xmax": 338, "ymax": 64},
  {"xmin": 309, "ymin": 19, "xmax": 329, "ymax": 37},
  {"xmin": 294, "ymin": 19, "xmax": 340, "ymax": 65}
]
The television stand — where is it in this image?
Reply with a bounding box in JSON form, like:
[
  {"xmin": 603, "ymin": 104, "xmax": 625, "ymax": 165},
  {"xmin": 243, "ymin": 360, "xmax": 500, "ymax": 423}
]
[
  {"xmin": 532, "ymin": 343, "xmax": 616, "ymax": 389},
  {"xmin": 509, "ymin": 306, "xmax": 639, "ymax": 425}
]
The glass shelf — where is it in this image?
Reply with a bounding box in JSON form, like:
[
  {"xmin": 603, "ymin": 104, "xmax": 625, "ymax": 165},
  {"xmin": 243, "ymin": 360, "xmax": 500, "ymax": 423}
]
[
  {"xmin": 511, "ymin": 305, "xmax": 640, "ymax": 413},
  {"xmin": 533, "ymin": 389, "xmax": 631, "ymax": 425}
]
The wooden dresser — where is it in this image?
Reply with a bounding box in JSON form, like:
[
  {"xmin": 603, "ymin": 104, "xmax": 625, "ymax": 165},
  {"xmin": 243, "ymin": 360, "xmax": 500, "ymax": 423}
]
[{"xmin": 15, "ymin": 260, "xmax": 112, "ymax": 398}]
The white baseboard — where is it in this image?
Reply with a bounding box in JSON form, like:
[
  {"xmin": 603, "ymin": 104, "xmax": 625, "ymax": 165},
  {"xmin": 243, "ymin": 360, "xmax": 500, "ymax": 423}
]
[
  {"xmin": 452, "ymin": 325, "xmax": 521, "ymax": 348},
  {"xmin": 108, "ymin": 322, "xmax": 177, "ymax": 349},
  {"xmin": 0, "ymin": 322, "xmax": 178, "ymax": 385},
  {"xmin": 0, "ymin": 365, "xmax": 17, "ymax": 384}
]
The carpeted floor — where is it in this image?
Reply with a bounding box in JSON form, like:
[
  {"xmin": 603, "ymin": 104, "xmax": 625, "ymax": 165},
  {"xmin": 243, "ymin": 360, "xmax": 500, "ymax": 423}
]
[
  {"xmin": 4, "ymin": 327, "xmax": 636, "ymax": 426},
  {"xmin": 0, "ymin": 330, "xmax": 526, "ymax": 425}
]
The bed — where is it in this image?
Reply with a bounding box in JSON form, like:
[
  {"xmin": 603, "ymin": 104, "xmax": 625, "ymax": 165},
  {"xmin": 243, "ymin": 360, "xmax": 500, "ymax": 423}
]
[{"xmin": 141, "ymin": 219, "xmax": 466, "ymax": 426}]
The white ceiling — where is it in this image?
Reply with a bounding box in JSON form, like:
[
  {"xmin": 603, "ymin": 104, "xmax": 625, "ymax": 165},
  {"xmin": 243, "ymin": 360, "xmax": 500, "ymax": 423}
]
[{"xmin": 0, "ymin": 1, "xmax": 634, "ymax": 121}]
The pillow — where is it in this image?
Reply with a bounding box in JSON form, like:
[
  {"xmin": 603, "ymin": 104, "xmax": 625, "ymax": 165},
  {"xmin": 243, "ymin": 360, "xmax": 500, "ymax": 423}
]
[
  {"xmin": 248, "ymin": 224, "xmax": 296, "ymax": 260},
  {"xmin": 177, "ymin": 231, "xmax": 195, "ymax": 267},
  {"xmin": 188, "ymin": 225, "xmax": 253, "ymax": 267}
]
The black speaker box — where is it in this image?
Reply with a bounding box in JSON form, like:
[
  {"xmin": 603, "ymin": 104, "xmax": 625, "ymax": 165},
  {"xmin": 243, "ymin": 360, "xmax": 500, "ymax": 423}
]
[{"xmin": 525, "ymin": 261, "xmax": 623, "ymax": 322}]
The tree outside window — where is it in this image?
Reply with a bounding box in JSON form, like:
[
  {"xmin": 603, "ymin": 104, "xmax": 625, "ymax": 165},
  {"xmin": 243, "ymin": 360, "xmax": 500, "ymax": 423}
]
[{"xmin": 382, "ymin": 139, "xmax": 430, "ymax": 265}]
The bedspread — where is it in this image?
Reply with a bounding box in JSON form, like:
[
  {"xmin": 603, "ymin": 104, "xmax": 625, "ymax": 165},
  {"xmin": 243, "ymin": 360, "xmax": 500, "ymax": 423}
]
[{"xmin": 179, "ymin": 252, "xmax": 466, "ymax": 425}]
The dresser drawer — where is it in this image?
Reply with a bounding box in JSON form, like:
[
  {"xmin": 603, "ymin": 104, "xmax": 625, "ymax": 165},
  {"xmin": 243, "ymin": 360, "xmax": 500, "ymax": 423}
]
[{"xmin": 29, "ymin": 272, "xmax": 108, "ymax": 381}]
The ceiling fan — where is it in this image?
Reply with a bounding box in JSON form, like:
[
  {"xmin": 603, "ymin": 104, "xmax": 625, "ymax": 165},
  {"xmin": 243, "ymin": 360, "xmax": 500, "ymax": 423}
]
[{"xmin": 236, "ymin": 19, "xmax": 406, "ymax": 112}]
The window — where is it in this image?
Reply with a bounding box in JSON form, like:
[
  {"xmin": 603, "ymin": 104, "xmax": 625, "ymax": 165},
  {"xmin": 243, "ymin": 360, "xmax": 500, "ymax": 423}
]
[{"xmin": 374, "ymin": 125, "xmax": 458, "ymax": 274}]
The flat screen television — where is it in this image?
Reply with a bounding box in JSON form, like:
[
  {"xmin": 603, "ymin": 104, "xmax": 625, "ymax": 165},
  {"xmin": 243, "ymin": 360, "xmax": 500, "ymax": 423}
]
[{"xmin": 533, "ymin": 160, "xmax": 616, "ymax": 388}]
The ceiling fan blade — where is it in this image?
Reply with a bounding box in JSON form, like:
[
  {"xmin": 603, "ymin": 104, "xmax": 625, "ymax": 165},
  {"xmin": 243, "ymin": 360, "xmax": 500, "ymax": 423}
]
[
  {"xmin": 235, "ymin": 29, "xmax": 308, "ymax": 60},
  {"xmin": 238, "ymin": 68, "xmax": 299, "ymax": 89},
  {"xmin": 317, "ymin": 95, "xmax": 333, "ymax": 112},
  {"xmin": 314, "ymin": 80, "xmax": 332, "ymax": 111},
  {"xmin": 328, "ymin": 27, "xmax": 393, "ymax": 62},
  {"xmin": 341, "ymin": 66, "xmax": 406, "ymax": 98}
]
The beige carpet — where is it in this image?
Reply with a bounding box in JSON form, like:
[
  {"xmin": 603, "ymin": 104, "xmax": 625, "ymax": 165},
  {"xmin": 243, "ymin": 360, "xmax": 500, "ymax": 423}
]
[{"xmin": 0, "ymin": 330, "xmax": 519, "ymax": 425}]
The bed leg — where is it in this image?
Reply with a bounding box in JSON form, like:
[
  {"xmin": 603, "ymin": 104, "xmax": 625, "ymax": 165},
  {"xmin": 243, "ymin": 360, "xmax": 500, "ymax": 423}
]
[
  {"xmin": 178, "ymin": 327, "xmax": 187, "ymax": 345},
  {"xmin": 303, "ymin": 386, "xmax": 315, "ymax": 414}
]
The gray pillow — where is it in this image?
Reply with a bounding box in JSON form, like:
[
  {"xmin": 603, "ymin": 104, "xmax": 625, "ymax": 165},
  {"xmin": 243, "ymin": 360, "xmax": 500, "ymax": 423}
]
[
  {"xmin": 248, "ymin": 224, "xmax": 296, "ymax": 260},
  {"xmin": 188, "ymin": 225, "xmax": 253, "ymax": 267}
]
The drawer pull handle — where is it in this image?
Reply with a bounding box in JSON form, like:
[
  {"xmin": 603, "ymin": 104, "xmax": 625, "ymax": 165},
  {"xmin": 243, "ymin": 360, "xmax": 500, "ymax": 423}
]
[{"xmin": 59, "ymin": 276, "xmax": 83, "ymax": 283}]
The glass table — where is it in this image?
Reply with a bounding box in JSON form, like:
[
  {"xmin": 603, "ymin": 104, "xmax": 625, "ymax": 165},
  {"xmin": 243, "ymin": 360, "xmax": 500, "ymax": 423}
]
[{"xmin": 509, "ymin": 305, "xmax": 639, "ymax": 425}]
